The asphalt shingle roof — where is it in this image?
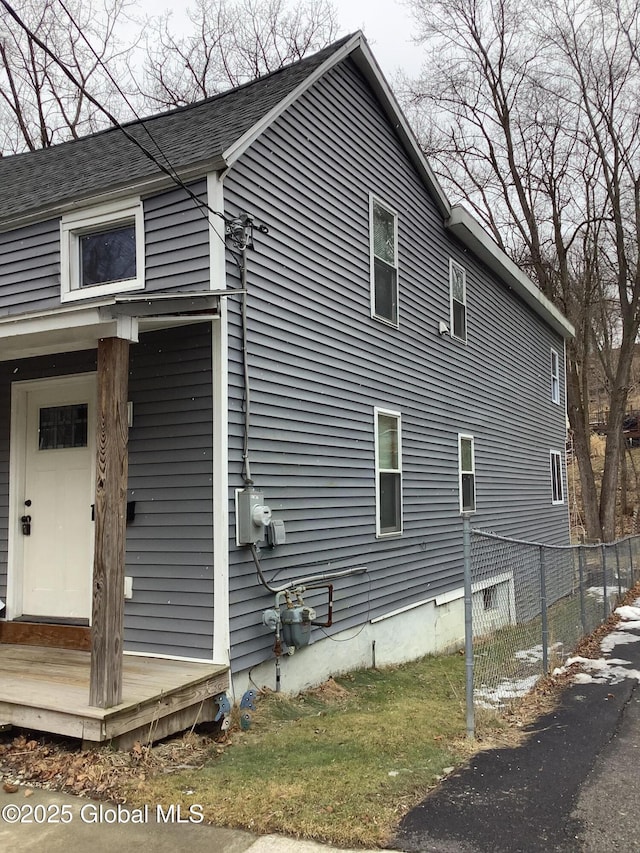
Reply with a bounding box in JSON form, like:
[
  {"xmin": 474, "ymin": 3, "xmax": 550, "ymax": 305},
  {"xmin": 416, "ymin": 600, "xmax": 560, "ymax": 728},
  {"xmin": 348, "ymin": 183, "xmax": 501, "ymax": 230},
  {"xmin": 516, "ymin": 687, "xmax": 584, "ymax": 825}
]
[{"xmin": 0, "ymin": 35, "xmax": 353, "ymax": 226}]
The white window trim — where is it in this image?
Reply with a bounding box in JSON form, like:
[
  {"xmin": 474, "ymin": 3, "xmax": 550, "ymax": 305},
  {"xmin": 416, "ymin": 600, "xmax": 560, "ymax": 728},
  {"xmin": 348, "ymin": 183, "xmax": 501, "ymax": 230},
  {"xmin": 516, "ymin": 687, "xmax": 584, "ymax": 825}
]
[
  {"xmin": 369, "ymin": 194, "xmax": 399, "ymax": 328},
  {"xmin": 458, "ymin": 433, "xmax": 476, "ymax": 514},
  {"xmin": 550, "ymin": 450, "xmax": 564, "ymax": 505},
  {"xmin": 60, "ymin": 198, "xmax": 145, "ymax": 303},
  {"xmin": 374, "ymin": 406, "xmax": 403, "ymax": 537},
  {"xmin": 551, "ymin": 348, "xmax": 560, "ymax": 404},
  {"xmin": 449, "ymin": 259, "xmax": 467, "ymax": 343}
]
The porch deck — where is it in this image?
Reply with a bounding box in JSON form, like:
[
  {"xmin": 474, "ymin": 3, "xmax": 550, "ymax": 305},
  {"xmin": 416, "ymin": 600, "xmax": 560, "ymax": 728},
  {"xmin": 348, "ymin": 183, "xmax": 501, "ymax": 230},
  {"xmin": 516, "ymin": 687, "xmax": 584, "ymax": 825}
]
[{"xmin": 0, "ymin": 644, "xmax": 229, "ymax": 748}]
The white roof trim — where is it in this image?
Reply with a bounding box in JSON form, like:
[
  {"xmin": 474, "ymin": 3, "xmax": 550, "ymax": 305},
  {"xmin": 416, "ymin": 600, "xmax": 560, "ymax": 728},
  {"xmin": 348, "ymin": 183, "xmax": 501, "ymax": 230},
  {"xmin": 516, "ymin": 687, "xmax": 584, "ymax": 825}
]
[
  {"xmin": 349, "ymin": 39, "xmax": 451, "ymax": 217},
  {"xmin": 222, "ymin": 32, "xmax": 450, "ymax": 217},
  {"xmin": 223, "ymin": 32, "xmax": 363, "ymax": 167},
  {"xmin": 446, "ymin": 205, "xmax": 575, "ymax": 339},
  {"xmin": 223, "ymin": 32, "xmax": 572, "ymax": 336}
]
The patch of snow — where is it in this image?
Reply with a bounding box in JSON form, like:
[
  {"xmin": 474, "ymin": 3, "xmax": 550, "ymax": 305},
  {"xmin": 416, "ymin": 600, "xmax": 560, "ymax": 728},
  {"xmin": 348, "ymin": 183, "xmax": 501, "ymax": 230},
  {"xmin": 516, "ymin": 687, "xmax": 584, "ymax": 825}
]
[
  {"xmin": 600, "ymin": 631, "xmax": 640, "ymax": 654},
  {"xmin": 615, "ymin": 605, "xmax": 640, "ymax": 621},
  {"xmin": 554, "ymin": 653, "xmax": 640, "ymax": 686},
  {"xmin": 615, "ymin": 621, "xmax": 640, "ymax": 631},
  {"xmin": 475, "ymin": 675, "xmax": 539, "ymax": 709},
  {"xmin": 586, "ymin": 587, "xmax": 606, "ymax": 602},
  {"xmin": 515, "ymin": 642, "xmax": 563, "ymax": 664}
]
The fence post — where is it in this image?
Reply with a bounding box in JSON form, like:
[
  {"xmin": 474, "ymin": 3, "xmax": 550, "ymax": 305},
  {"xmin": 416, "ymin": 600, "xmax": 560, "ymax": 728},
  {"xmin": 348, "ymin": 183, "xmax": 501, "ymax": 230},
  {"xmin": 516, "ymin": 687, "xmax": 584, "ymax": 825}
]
[
  {"xmin": 463, "ymin": 514, "xmax": 474, "ymax": 740},
  {"xmin": 462, "ymin": 513, "xmax": 475, "ymax": 739},
  {"xmin": 578, "ymin": 547, "xmax": 587, "ymax": 635},
  {"xmin": 539, "ymin": 545, "xmax": 548, "ymax": 674},
  {"xmin": 602, "ymin": 544, "xmax": 608, "ymax": 620},
  {"xmin": 630, "ymin": 537, "xmax": 635, "ymax": 587},
  {"xmin": 615, "ymin": 544, "xmax": 622, "ymax": 601}
]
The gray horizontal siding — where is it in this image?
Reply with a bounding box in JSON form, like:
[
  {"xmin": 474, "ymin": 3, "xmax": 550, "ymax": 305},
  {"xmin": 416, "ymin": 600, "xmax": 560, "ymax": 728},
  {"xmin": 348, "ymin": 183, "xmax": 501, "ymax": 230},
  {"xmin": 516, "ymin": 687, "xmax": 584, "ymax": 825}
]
[
  {"xmin": 223, "ymin": 58, "xmax": 570, "ymax": 672},
  {"xmin": 0, "ymin": 181, "xmax": 210, "ymax": 317},
  {"xmin": 0, "ymin": 220, "xmax": 60, "ymax": 316},
  {"xmin": 0, "ymin": 326, "xmax": 214, "ymax": 659},
  {"xmin": 144, "ymin": 181, "xmax": 210, "ymax": 293},
  {"xmin": 125, "ymin": 324, "xmax": 214, "ymax": 659}
]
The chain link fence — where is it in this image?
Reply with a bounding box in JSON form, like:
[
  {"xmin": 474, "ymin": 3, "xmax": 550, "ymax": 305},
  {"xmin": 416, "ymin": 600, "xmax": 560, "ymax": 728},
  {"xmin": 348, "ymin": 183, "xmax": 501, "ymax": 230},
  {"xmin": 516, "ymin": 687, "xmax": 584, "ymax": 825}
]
[{"xmin": 468, "ymin": 529, "xmax": 640, "ymax": 714}]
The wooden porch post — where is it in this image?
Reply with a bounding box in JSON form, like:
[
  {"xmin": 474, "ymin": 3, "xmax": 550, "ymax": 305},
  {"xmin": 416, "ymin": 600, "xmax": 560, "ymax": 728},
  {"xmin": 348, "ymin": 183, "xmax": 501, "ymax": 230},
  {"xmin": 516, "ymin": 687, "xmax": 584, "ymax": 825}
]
[{"xmin": 89, "ymin": 337, "xmax": 130, "ymax": 708}]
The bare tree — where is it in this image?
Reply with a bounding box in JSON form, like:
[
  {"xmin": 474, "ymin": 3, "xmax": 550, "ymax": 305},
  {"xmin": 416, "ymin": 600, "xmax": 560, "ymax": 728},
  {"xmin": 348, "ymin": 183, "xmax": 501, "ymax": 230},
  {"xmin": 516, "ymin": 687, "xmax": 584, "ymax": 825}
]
[
  {"xmin": 0, "ymin": 0, "xmax": 339, "ymax": 154},
  {"xmin": 401, "ymin": 0, "xmax": 640, "ymax": 541},
  {"xmin": 0, "ymin": 0, "xmax": 138, "ymax": 154},
  {"xmin": 141, "ymin": 0, "xmax": 339, "ymax": 108}
]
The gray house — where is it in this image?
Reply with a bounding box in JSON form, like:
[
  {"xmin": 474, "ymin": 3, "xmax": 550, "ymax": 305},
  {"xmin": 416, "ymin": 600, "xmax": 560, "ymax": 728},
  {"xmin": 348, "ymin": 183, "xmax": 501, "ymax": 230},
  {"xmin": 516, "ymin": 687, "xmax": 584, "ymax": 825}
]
[{"xmin": 0, "ymin": 33, "xmax": 572, "ymax": 742}]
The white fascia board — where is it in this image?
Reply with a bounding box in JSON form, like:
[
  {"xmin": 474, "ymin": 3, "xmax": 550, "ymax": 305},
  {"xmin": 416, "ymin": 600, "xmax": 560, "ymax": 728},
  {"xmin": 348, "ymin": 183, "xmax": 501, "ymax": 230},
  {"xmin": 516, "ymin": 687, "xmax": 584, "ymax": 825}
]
[
  {"xmin": 223, "ymin": 33, "xmax": 451, "ymax": 219},
  {"xmin": 0, "ymin": 302, "xmax": 112, "ymax": 338},
  {"xmin": 446, "ymin": 205, "xmax": 575, "ymax": 340},
  {"xmin": 350, "ymin": 40, "xmax": 451, "ymax": 219},
  {"xmin": 0, "ymin": 303, "xmax": 118, "ymax": 361},
  {"xmin": 223, "ymin": 32, "xmax": 364, "ymax": 166}
]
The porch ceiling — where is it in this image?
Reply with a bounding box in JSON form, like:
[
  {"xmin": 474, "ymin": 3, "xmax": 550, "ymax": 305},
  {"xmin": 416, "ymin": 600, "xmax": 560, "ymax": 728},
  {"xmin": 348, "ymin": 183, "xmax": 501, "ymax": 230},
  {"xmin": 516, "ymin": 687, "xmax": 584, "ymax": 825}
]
[{"xmin": 0, "ymin": 291, "xmax": 236, "ymax": 362}]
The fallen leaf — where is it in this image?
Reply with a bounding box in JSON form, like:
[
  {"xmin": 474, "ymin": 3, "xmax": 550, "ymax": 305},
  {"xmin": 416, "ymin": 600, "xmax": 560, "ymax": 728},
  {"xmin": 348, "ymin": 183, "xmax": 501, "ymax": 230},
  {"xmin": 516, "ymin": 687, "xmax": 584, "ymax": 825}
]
[{"xmin": 3, "ymin": 783, "xmax": 18, "ymax": 794}]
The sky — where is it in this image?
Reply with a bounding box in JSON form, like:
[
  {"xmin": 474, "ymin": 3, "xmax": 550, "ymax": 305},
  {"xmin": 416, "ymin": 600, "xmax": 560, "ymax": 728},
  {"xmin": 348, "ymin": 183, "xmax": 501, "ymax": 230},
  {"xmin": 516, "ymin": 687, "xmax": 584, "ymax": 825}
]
[{"xmin": 132, "ymin": 0, "xmax": 425, "ymax": 80}]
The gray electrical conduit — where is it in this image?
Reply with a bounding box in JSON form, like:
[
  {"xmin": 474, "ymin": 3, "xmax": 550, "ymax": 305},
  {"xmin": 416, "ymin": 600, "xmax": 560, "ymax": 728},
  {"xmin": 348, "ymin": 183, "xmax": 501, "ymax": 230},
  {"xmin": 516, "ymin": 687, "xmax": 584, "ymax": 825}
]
[{"xmin": 249, "ymin": 543, "xmax": 367, "ymax": 593}]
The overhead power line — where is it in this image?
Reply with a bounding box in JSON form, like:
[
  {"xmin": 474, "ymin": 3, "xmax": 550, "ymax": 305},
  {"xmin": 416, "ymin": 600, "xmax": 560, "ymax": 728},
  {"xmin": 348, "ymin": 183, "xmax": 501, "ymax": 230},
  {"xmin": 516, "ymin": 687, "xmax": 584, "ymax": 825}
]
[{"xmin": 0, "ymin": 0, "xmax": 228, "ymax": 234}]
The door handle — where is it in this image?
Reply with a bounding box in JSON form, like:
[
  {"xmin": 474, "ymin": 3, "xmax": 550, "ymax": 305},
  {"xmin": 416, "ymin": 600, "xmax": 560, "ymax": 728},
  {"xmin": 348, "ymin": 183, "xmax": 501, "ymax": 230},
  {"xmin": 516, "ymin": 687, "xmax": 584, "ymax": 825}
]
[{"xmin": 21, "ymin": 515, "xmax": 31, "ymax": 535}]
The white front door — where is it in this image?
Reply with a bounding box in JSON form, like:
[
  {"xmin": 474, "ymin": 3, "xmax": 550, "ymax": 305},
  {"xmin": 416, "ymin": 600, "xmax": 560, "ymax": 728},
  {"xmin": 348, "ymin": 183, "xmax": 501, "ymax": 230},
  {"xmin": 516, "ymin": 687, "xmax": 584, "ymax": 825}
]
[{"xmin": 11, "ymin": 374, "xmax": 96, "ymax": 621}]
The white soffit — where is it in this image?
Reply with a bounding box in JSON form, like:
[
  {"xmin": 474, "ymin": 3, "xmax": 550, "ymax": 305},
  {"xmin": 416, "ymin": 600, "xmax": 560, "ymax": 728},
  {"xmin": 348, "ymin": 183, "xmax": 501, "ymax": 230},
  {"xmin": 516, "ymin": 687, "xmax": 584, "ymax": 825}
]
[{"xmin": 446, "ymin": 205, "xmax": 575, "ymax": 340}]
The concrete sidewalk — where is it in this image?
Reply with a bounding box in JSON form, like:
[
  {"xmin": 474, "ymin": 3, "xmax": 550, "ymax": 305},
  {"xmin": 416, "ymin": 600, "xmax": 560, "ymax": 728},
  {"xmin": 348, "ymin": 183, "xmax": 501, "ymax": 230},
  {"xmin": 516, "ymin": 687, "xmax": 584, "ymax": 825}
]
[{"xmin": 0, "ymin": 785, "xmax": 391, "ymax": 853}]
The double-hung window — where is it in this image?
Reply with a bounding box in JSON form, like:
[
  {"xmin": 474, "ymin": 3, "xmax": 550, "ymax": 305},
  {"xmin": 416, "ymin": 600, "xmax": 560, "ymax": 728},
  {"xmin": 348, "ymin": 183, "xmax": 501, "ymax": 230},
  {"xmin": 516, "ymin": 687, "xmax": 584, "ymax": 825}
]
[
  {"xmin": 370, "ymin": 196, "xmax": 398, "ymax": 326},
  {"xmin": 375, "ymin": 408, "xmax": 402, "ymax": 535},
  {"xmin": 450, "ymin": 260, "xmax": 467, "ymax": 342},
  {"xmin": 551, "ymin": 349, "xmax": 560, "ymax": 404},
  {"xmin": 60, "ymin": 198, "xmax": 145, "ymax": 302},
  {"xmin": 550, "ymin": 451, "xmax": 564, "ymax": 504},
  {"xmin": 458, "ymin": 434, "xmax": 476, "ymax": 513}
]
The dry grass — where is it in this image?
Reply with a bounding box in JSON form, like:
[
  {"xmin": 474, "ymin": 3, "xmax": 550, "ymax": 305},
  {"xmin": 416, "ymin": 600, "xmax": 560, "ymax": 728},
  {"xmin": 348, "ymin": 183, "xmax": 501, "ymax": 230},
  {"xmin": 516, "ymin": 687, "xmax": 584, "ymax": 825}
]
[{"xmin": 127, "ymin": 653, "xmax": 484, "ymax": 848}]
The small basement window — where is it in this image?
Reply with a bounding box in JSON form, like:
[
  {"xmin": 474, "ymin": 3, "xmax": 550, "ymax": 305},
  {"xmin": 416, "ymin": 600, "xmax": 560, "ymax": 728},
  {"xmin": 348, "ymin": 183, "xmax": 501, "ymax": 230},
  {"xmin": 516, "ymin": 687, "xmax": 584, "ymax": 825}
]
[
  {"xmin": 482, "ymin": 585, "xmax": 498, "ymax": 611},
  {"xmin": 550, "ymin": 450, "xmax": 564, "ymax": 504},
  {"xmin": 60, "ymin": 199, "xmax": 145, "ymax": 302}
]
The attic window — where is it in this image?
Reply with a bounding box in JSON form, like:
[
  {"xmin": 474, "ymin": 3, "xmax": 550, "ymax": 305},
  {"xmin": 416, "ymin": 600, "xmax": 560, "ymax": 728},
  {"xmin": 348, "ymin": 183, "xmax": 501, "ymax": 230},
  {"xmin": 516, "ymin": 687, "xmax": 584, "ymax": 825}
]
[{"xmin": 60, "ymin": 199, "xmax": 145, "ymax": 302}]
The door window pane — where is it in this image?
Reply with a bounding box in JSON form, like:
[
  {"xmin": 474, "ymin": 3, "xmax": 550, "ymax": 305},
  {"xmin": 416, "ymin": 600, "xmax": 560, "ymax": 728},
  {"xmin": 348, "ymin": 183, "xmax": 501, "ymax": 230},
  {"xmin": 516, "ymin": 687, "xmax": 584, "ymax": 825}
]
[{"xmin": 39, "ymin": 404, "xmax": 88, "ymax": 450}]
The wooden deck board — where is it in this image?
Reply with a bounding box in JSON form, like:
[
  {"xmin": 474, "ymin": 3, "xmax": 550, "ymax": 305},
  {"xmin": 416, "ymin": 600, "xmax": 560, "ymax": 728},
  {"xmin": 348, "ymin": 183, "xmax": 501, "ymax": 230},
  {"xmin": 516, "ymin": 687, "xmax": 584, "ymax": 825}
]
[{"xmin": 0, "ymin": 645, "xmax": 229, "ymax": 745}]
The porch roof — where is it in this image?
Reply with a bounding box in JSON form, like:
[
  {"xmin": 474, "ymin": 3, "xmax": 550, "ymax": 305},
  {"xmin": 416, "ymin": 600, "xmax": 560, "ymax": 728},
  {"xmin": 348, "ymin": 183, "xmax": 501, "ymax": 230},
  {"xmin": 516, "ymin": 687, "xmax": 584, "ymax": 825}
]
[{"xmin": 0, "ymin": 291, "xmax": 237, "ymax": 361}]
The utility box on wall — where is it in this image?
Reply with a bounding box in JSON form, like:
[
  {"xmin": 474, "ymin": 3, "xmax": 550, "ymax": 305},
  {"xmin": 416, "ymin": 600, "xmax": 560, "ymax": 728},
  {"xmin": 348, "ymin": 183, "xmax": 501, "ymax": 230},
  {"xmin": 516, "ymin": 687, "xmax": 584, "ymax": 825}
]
[{"xmin": 236, "ymin": 487, "xmax": 272, "ymax": 545}]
